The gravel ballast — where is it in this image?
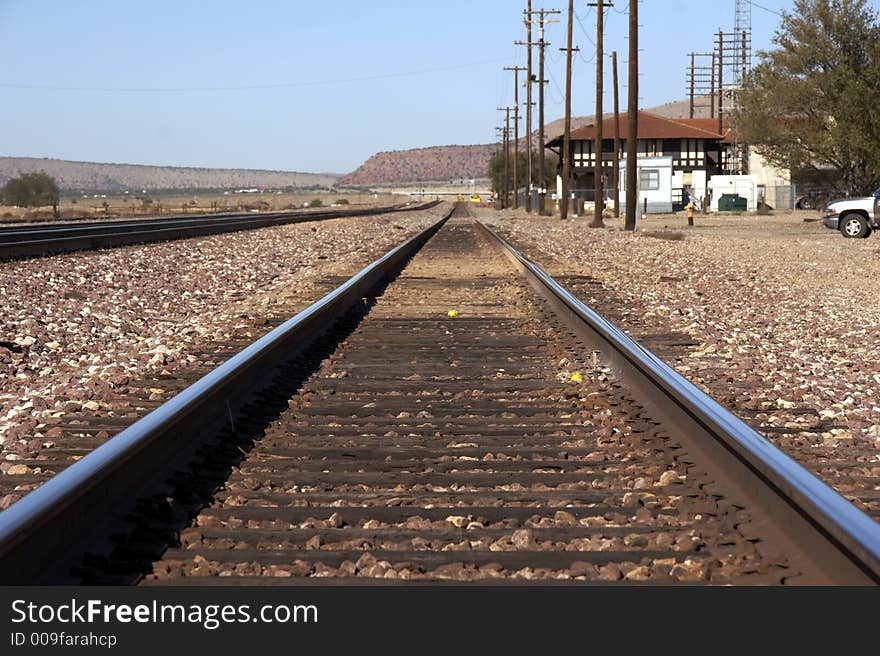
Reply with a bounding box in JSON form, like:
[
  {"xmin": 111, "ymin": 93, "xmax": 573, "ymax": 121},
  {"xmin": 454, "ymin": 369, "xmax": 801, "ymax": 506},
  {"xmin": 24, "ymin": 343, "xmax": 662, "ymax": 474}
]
[
  {"xmin": 0, "ymin": 206, "xmax": 444, "ymax": 503},
  {"xmin": 480, "ymin": 208, "xmax": 880, "ymax": 517}
]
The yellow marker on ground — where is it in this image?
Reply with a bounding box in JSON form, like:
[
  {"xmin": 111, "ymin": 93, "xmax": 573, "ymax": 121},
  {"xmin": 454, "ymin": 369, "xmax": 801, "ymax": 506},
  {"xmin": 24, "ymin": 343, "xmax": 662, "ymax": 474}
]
[
  {"xmin": 570, "ymin": 372, "xmax": 584, "ymax": 382},
  {"xmin": 447, "ymin": 310, "xmax": 459, "ymax": 318}
]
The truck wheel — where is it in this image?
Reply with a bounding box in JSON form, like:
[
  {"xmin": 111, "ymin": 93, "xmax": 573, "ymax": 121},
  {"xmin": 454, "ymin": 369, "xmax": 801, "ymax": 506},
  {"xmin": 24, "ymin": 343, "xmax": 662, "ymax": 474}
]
[{"xmin": 840, "ymin": 214, "xmax": 870, "ymax": 238}]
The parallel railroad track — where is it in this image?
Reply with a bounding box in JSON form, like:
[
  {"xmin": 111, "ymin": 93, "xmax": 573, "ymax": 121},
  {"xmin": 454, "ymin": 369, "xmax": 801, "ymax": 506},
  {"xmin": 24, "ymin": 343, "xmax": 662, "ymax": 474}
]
[
  {"xmin": 0, "ymin": 203, "xmax": 877, "ymax": 585},
  {"xmin": 0, "ymin": 200, "xmax": 439, "ymax": 261}
]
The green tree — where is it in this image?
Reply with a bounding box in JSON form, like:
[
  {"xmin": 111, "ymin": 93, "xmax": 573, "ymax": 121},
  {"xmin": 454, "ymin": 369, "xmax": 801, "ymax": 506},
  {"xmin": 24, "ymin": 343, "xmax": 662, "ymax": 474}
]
[
  {"xmin": 1, "ymin": 172, "xmax": 60, "ymax": 217},
  {"xmin": 488, "ymin": 150, "xmax": 559, "ymax": 198},
  {"xmin": 733, "ymin": 0, "xmax": 880, "ymax": 194}
]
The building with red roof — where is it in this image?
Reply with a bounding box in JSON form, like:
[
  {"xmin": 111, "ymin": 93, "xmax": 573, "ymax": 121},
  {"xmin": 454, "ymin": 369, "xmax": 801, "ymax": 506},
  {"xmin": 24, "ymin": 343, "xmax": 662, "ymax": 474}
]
[{"xmin": 546, "ymin": 111, "xmax": 740, "ymax": 211}]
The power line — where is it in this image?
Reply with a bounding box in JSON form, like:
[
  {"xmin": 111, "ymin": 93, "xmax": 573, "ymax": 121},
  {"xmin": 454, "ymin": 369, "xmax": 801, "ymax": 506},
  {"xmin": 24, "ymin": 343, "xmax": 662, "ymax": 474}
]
[
  {"xmin": 0, "ymin": 58, "xmax": 512, "ymax": 93},
  {"xmin": 575, "ymin": 11, "xmax": 616, "ymax": 59},
  {"xmin": 574, "ymin": 11, "xmax": 597, "ymax": 47},
  {"xmin": 577, "ymin": 48, "xmax": 597, "ymax": 65},
  {"xmin": 546, "ymin": 67, "xmax": 566, "ymax": 104},
  {"xmin": 746, "ymin": 0, "xmax": 782, "ymax": 17}
]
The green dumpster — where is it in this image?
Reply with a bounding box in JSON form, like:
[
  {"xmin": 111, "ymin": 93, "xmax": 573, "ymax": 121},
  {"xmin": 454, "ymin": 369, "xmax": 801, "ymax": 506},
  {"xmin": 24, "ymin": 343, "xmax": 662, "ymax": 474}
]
[{"xmin": 719, "ymin": 193, "xmax": 748, "ymax": 211}]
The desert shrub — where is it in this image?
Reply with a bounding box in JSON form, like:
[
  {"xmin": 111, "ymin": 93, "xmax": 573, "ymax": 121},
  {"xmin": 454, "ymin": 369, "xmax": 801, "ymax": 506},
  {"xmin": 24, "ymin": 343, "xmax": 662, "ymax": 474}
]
[{"xmin": 1, "ymin": 172, "xmax": 60, "ymax": 217}]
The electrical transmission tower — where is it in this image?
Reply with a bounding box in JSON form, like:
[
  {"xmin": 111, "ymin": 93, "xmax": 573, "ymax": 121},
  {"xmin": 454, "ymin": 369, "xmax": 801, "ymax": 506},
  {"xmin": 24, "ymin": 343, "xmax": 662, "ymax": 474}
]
[
  {"xmin": 686, "ymin": 51, "xmax": 717, "ymax": 119},
  {"xmin": 732, "ymin": 0, "xmax": 752, "ymax": 87},
  {"xmin": 713, "ymin": 1, "xmax": 753, "ymax": 173}
]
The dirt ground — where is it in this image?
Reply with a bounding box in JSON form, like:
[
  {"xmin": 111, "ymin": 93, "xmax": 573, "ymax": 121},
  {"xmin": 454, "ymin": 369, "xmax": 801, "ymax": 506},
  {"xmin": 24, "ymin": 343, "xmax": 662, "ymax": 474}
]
[
  {"xmin": 489, "ymin": 206, "xmax": 880, "ymax": 311},
  {"xmin": 0, "ymin": 191, "xmax": 401, "ymax": 224}
]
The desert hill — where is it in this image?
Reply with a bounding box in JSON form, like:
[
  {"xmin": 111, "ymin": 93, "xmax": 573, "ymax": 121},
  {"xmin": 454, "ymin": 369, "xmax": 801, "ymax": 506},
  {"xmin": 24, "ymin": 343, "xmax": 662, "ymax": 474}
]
[
  {"xmin": 338, "ymin": 144, "xmax": 496, "ymax": 187},
  {"xmin": 0, "ymin": 157, "xmax": 339, "ymax": 193}
]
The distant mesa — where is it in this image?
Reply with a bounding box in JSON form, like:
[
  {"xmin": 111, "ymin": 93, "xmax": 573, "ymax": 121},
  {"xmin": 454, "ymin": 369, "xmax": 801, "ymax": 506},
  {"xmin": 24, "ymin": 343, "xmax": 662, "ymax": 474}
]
[
  {"xmin": 338, "ymin": 144, "xmax": 497, "ymax": 187},
  {"xmin": 0, "ymin": 157, "xmax": 339, "ymax": 193}
]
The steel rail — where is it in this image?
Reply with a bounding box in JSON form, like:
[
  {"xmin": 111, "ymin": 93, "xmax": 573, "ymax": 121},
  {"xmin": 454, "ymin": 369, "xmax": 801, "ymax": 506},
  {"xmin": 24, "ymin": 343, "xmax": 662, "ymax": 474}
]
[
  {"xmin": 0, "ymin": 201, "xmax": 440, "ymax": 260},
  {"xmin": 476, "ymin": 220, "xmax": 880, "ymax": 585},
  {"xmin": 0, "ymin": 203, "xmax": 417, "ymax": 238},
  {"xmin": 0, "ymin": 207, "xmax": 451, "ymax": 584}
]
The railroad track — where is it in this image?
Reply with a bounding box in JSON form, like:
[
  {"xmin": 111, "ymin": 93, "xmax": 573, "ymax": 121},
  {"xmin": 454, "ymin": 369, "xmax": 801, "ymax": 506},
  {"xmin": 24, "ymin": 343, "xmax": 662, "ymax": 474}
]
[
  {"xmin": 0, "ymin": 203, "xmax": 877, "ymax": 585},
  {"xmin": 0, "ymin": 201, "xmax": 439, "ymax": 261}
]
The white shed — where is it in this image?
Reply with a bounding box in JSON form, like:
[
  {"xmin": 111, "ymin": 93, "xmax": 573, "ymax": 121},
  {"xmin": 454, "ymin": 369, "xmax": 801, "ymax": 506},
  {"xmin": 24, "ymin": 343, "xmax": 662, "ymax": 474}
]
[
  {"xmin": 707, "ymin": 175, "xmax": 759, "ymax": 212},
  {"xmin": 619, "ymin": 156, "xmax": 673, "ymax": 214}
]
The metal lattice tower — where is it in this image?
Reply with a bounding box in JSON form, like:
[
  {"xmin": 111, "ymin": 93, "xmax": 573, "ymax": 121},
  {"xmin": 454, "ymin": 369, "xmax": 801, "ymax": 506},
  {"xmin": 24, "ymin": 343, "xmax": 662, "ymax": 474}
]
[
  {"xmin": 732, "ymin": 0, "xmax": 752, "ymax": 86},
  {"xmin": 682, "ymin": 1, "xmax": 754, "ymax": 171},
  {"xmin": 710, "ymin": 1, "xmax": 753, "ymax": 173},
  {"xmin": 725, "ymin": 0, "xmax": 752, "ymax": 173}
]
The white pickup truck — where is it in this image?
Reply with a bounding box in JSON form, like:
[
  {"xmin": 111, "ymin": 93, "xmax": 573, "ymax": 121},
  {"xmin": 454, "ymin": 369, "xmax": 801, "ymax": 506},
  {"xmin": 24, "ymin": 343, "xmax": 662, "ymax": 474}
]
[{"xmin": 823, "ymin": 188, "xmax": 880, "ymax": 238}]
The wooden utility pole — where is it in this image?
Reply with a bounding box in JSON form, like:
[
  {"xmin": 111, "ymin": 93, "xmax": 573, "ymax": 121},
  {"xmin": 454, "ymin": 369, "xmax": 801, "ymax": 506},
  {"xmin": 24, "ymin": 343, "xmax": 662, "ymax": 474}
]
[
  {"xmin": 689, "ymin": 52, "xmax": 696, "ymax": 119},
  {"xmin": 612, "ymin": 50, "xmax": 620, "ymax": 218},
  {"xmin": 505, "ymin": 66, "xmax": 526, "ymax": 210},
  {"xmin": 537, "ymin": 11, "xmax": 552, "ymax": 214},
  {"xmin": 686, "ymin": 51, "xmax": 715, "ymax": 120},
  {"xmin": 505, "ymin": 118, "xmax": 511, "ymax": 208},
  {"xmin": 624, "ymin": 0, "xmax": 638, "ymax": 231},
  {"xmin": 560, "ymin": 0, "xmax": 575, "ymax": 220},
  {"xmin": 710, "ymin": 51, "xmax": 716, "ymax": 119},
  {"xmin": 589, "ymin": 0, "xmax": 608, "ymax": 228},
  {"xmin": 717, "ymin": 30, "xmax": 724, "ymax": 141},
  {"xmin": 525, "ymin": 1, "xmax": 533, "ymax": 212},
  {"xmin": 524, "ymin": 8, "xmax": 560, "ymax": 215},
  {"xmin": 494, "ymin": 126, "xmax": 504, "ymax": 206},
  {"xmin": 500, "ymin": 108, "xmax": 512, "ymax": 208}
]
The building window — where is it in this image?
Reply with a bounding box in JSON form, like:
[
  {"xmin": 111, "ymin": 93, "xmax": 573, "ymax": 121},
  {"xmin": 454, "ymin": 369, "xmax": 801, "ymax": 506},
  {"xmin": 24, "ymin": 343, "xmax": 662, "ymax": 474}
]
[{"xmin": 639, "ymin": 169, "xmax": 660, "ymax": 190}]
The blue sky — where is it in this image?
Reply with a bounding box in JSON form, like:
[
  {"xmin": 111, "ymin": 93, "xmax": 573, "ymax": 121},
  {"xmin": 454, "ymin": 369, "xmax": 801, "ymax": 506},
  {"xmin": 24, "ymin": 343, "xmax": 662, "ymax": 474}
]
[{"xmin": 0, "ymin": 0, "xmax": 799, "ymax": 173}]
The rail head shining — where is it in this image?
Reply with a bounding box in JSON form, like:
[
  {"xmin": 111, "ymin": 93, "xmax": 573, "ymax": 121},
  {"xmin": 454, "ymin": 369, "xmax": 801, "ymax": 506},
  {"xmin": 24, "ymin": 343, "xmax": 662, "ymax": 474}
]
[{"xmin": 476, "ymin": 220, "xmax": 880, "ymax": 583}]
